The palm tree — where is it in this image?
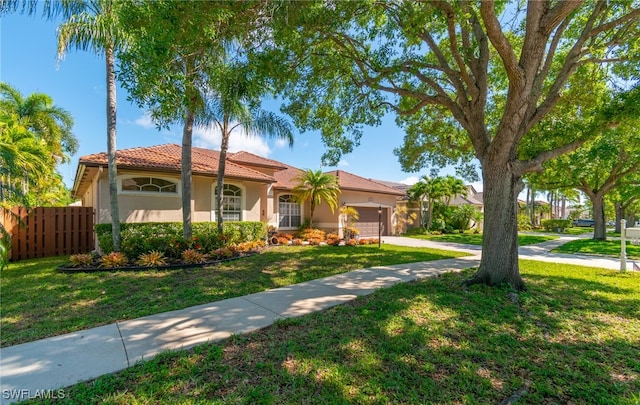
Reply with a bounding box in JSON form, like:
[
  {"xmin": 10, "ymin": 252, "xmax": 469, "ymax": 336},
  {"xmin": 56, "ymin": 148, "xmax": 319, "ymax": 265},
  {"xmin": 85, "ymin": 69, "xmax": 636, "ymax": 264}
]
[
  {"xmin": 0, "ymin": 85, "xmax": 74, "ymax": 205},
  {"xmin": 408, "ymin": 175, "xmax": 467, "ymax": 229},
  {"xmin": 292, "ymin": 170, "xmax": 340, "ymax": 228},
  {"xmin": 56, "ymin": 0, "xmax": 126, "ymax": 251},
  {"xmin": 209, "ymin": 64, "xmax": 294, "ymax": 233},
  {"xmin": 0, "ymin": 82, "xmax": 77, "ymax": 162}
]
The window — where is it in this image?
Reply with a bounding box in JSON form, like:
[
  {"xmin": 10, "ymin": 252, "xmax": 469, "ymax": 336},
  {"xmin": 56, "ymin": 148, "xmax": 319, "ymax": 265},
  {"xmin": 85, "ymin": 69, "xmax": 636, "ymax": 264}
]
[
  {"xmin": 120, "ymin": 177, "xmax": 178, "ymax": 194},
  {"xmin": 279, "ymin": 194, "xmax": 301, "ymax": 228},
  {"xmin": 215, "ymin": 184, "xmax": 242, "ymax": 221}
]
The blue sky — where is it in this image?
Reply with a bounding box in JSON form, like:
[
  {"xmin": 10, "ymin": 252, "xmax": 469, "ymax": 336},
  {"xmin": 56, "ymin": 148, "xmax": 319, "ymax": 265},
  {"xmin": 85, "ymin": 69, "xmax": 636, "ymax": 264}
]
[{"xmin": 1, "ymin": 12, "xmax": 479, "ymax": 191}]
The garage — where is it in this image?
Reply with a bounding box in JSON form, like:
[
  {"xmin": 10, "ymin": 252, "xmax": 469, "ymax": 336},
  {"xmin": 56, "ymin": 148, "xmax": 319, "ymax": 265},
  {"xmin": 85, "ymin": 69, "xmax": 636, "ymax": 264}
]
[{"xmin": 354, "ymin": 206, "xmax": 388, "ymax": 237}]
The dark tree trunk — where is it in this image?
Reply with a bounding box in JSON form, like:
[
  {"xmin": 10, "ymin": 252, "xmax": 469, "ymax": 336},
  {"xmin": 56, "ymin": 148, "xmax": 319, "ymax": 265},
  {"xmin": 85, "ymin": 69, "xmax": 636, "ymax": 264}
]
[
  {"xmin": 529, "ymin": 185, "xmax": 536, "ymax": 227},
  {"xmin": 466, "ymin": 160, "xmax": 525, "ymax": 291},
  {"xmin": 216, "ymin": 126, "xmax": 230, "ymax": 234},
  {"xmin": 590, "ymin": 193, "xmax": 607, "ymax": 240},
  {"xmin": 615, "ymin": 202, "xmax": 623, "ymax": 234},
  {"xmin": 182, "ymin": 110, "xmax": 194, "ymax": 241},
  {"xmin": 106, "ymin": 46, "xmax": 121, "ymax": 252}
]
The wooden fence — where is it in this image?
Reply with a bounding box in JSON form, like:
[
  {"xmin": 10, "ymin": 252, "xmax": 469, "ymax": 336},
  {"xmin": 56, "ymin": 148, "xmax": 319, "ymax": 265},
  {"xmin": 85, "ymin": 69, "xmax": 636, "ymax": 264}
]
[{"xmin": 2, "ymin": 207, "xmax": 94, "ymax": 261}]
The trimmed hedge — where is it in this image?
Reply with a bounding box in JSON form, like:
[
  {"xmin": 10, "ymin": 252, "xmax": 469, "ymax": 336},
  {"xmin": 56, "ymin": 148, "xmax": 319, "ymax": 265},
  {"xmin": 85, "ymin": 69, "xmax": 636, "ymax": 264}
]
[
  {"xmin": 541, "ymin": 219, "xmax": 571, "ymax": 232},
  {"xmin": 95, "ymin": 222, "xmax": 266, "ymax": 258}
]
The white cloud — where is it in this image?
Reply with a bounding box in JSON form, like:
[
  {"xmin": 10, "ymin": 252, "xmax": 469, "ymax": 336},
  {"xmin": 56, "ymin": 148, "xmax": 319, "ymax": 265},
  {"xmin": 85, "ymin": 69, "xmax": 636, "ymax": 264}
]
[
  {"xmin": 134, "ymin": 112, "xmax": 156, "ymax": 129},
  {"xmin": 338, "ymin": 159, "xmax": 349, "ymax": 167},
  {"xmin": 193, "ymin": 124, "xmax": 271, "ymax": 157},
  {"xmin": 275, "ymin": 138, "xmax": 289, "ymax": 148},
  {"xmin": 400, "ymin": 176, "xmax": 420, "ymax": 185}
]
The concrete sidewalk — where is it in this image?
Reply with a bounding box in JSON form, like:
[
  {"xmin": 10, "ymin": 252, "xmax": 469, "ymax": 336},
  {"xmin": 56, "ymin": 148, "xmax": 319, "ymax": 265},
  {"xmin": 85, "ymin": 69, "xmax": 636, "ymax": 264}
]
[{"xmin": 0, "ymin": 255, "xmax": 480, "ymax": 404}]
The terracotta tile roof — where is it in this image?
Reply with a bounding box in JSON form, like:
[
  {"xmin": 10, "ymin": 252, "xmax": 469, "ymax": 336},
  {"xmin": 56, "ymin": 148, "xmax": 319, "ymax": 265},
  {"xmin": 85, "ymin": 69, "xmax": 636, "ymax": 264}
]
[
  {"xmin": 228, "ymin": 151, "xmax": 288, "ymax": 170},
  {"xmin": 325, "ymin": 170, "xmax": 406, "ymax": 196},
  {"xmin": 272, "ymin": 163, "xmax": 305, "ymax": 190},
  {"xmin": 78, "ymin": 144, "xmax": 275, "ymax": 182}
]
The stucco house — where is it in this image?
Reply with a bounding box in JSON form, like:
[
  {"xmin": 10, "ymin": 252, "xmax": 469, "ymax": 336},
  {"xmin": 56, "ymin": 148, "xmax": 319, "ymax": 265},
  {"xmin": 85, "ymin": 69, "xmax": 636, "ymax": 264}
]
[{"xmin": 71, "ymin": 144, "xmax": 405, "ymax": 239}]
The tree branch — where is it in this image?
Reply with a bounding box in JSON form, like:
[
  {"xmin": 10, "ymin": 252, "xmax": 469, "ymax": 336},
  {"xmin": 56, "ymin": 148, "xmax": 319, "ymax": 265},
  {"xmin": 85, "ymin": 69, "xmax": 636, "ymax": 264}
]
[
  {"xmin": 515, "ymin": 137, "xmax": 587, "ymax": 176},
  {"xmin": 480, "ymin": 1, "xmax": 521, "ymax": 85}
]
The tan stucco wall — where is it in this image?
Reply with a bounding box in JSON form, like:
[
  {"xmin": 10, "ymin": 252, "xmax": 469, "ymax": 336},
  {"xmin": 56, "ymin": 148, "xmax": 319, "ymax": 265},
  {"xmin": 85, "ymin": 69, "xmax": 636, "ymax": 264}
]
[{"xmin": 92, "ymin": 170, "xmax": 263, "ymax": 224}]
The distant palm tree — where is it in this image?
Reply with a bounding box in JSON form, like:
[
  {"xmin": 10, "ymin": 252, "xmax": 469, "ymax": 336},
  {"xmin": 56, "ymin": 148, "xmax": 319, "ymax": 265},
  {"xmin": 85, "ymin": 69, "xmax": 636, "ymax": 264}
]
[
  {"xmin": 0, "ymin": 84, "xmax": 76, "ymax": 205},
  {"xmin": 0, "ymin": 82, "xmax": 77, "ymax": 163},
  {"xmin": 56, "ymin": 0, "xmax": 126, "ymax": 251},
  {"xmin": 292, "ymin": 170, "xmax": 340, "ymax": 228},
  {"xmin": 209, "ymin": 64, "xmax": 294, "ymax": 233}
]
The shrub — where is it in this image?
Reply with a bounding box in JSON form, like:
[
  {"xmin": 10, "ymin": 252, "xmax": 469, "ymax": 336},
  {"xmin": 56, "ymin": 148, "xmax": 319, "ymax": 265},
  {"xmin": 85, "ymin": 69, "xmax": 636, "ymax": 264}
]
[
  {"xmin": 69, "ymin": 253, "xmax": 95, "ymax": 267},
  {"xmin": 235, "ymin": 240, "xmax": 265, "ymax": 253},
  {"xmin": 212, "ymin": 247, "xmax": 235, "ymax": 260},
  {"xmin": 136, "ymin": 251, "xmax": 167, "ymax": 267},
  {"xmin": 346, "ymin": 238, "xmax": 358, "ymax": 246},
  {"xmin": 518, "ymin": 214, "xmax": 533, "ymax": 231},
  {"xmin": 181, "ymin": 249, "xmax": 207, "ymax": 264},
  {"xmin": 292, "ymin": 238, "xmax": 303, "ymax": 246},
  {"xmin": 277, "ymin": 237, "xmax": 291, "ymax": 245},
  {"xmin": 99, "ymin": 252, "xmax": 129, "ymax": 268},
  {"xmin": 541, "ymin": 219, "xmax": 571, "ymax": 232},
  {"xmin": 96, "ymin": 221, "xmax": 266, "ymax": 257},
  {"xmin": 326, "ymin": 233, "xmax": 340, "ymax": 246},
  {"xmin": 297, "ymin": 228, "xmax": 326, "ymax": 241},
  {"xmin": 429, "ymin": 218, "xmax": 446, "ymax": 232}
]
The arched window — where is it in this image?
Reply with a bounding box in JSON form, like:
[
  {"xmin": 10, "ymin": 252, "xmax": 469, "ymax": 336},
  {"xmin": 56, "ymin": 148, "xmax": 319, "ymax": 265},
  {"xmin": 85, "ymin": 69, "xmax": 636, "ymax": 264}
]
[
  {"xmin": 120, "ymin": 176, "xmax": 178, "ymax": 194},
  {"xmin": 279, "ymin": 194, "xmax": 301, "ymax": 228},
  {"xmin": 215, "ymin": 184, "xmax": 242, "ymax": 221}
]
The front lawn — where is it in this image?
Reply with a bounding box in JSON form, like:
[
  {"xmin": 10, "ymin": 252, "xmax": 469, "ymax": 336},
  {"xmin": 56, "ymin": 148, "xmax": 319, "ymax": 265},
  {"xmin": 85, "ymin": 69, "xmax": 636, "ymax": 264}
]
[
  {"xmin": 0, "ymin": 244, "xmax": 467, "ymax": 347},
  {"xmin": 27, "ymin": 261, "xmax": 640, "ymax": 404},
  {"xmin": 552, "ymin": 239, "xmax": 640, "ymax": 260},
  {"xmin": 408, "ymin": 232, "xmax": 558, "ymax": 246}
]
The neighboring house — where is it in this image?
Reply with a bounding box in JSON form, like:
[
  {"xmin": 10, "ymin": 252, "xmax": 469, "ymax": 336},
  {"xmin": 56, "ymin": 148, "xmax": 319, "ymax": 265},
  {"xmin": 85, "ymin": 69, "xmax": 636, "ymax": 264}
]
[
  {"xmin": 449, "ymin": 185, "xmax": 484, "ymax": 210},
  {"xmin": 71, "ymin": 144, "xmax": 405, "ymax": 239}
]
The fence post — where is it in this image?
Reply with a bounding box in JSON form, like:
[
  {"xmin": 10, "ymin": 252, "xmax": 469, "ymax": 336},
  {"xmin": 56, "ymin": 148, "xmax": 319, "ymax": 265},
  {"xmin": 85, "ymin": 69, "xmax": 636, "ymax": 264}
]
[{"xmin": 620, "ymin": 219, "xmax": 627, "ymax": 272}]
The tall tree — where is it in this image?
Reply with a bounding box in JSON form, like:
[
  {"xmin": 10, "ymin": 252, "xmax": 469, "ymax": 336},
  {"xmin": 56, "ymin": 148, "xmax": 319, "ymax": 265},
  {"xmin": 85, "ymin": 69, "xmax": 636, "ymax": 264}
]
[
  {"xmin": 291, "ymin": 169, "xmax": 340, "ymax": 228},
  {"xmin": 208, "ymin": 64, "xmax": 294, "ymax": 233},
  {"xmin": 52, "ymin": 0, "xmax": 125, "ymax": 251},
  {"xmin": 117, "ymin": 1, "xmax": 279, "ymax": 240},
  {"xmin": 0, "ymin": 82, "xmax": 77, "ymax": 163},
  {"xmin": 531, "ymin": 85, "xmax": 640, "ymax": 240},
  {"xmin": 0, "ymin": 83, "xmax": 76, "ymax": 206},
  {"xmin": 268, "ymin": 1, "xmax": 640, "ymax": 290},
  {"xmin": 407, "ymin": 175, "xmax": 466, "ymax": 230}
]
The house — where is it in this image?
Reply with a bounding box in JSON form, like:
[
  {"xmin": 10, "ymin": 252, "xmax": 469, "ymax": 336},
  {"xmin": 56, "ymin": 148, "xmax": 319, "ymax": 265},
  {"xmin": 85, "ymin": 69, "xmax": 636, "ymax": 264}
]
[{"xmin": 71, "ymin": 144, "xmax": 405, "ymax": 239}]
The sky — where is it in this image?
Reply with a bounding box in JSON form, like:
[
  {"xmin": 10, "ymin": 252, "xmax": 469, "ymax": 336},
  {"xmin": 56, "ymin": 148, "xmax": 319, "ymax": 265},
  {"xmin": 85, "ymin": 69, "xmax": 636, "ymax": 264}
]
[{"xmin": 1, "ymin": 12, "xmax": 481, "ymax": 191}]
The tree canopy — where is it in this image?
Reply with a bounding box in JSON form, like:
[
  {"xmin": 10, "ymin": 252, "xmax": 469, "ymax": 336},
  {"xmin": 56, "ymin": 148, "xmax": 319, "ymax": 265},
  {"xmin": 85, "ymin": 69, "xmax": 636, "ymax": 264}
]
[{"xmin": 266, "ymin": 0, "xmax": 640, "ymax": 289}]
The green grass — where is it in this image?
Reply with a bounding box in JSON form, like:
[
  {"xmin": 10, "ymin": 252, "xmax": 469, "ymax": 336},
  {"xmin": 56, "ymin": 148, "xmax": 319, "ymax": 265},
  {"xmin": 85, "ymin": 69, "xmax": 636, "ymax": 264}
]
[
  {"xmin": 408, "ymin": 232, "xmax": 558, "ymax": 246},
  {"xmin": 0, "ymin": 244, "xmax": 467, "ymax": 347},
  {"xmin": 540, "ymin": 227, "xmax": 594, "ymax": 236},
  {"xmin": 24, "ymin": 260, "xmax": 640, "ymax": 404},
  {"xmin": 552, "ymin": 239, "xmax": 640, "ymax": 260}
]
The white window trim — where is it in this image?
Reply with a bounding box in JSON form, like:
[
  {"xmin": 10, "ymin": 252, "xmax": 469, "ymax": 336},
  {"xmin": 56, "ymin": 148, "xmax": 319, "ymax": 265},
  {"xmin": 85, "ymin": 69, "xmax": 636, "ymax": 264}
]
[
  {"xmin": 118, "ymin": 175, "xmax": 181, "ymax": 197},
  {"xmin": 211, "ymin": 182, "xmax": 246, "ymax": 222},
  {"xmin": 277, "ymin": 193, "xmax": 303, "ymax": 230}
]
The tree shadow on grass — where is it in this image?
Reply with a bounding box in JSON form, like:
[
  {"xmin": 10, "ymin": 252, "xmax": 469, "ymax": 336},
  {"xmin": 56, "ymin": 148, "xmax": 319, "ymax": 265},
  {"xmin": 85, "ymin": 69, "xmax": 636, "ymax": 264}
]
[{"xmin": 59, "ymin": 269, "xmax": 639, "ymax": 404}]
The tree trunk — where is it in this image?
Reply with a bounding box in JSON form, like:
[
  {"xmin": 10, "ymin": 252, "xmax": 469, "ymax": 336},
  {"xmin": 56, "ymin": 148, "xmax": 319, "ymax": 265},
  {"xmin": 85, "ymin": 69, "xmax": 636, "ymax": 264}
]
[
  {"xmin": 614, "ymin": 202, "xmax": 623, "ymax": 234},
  {"xmin": 216, "ymin": 125, "xmax": 230, "ymax": 233},
  {"xmin": 529, "ymin": 185, "xmax": 536, "ymax": 227},
  {"xmin": 182, "ymin": 110, "xmax": 194, "ymax": 241},
  {"xmin": 590, "ymin": 192, "xmax": 607, "ymax": 240},
  {"xmin": 466, "ymin": 161, "xmax": 525, "ymax": 291},
  {"xmin": 106, "ymin": 46, "xmax": 121, "ymax": 252}
]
